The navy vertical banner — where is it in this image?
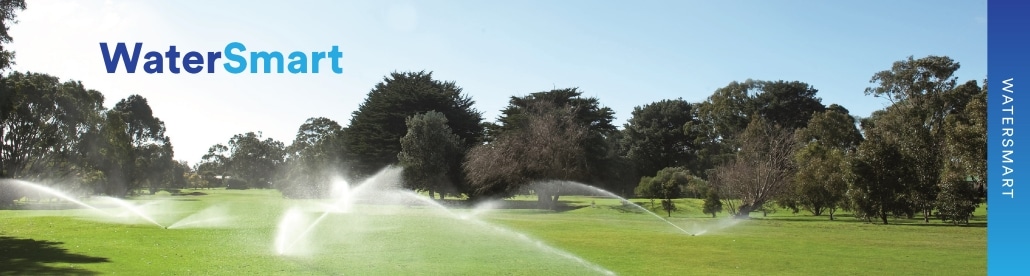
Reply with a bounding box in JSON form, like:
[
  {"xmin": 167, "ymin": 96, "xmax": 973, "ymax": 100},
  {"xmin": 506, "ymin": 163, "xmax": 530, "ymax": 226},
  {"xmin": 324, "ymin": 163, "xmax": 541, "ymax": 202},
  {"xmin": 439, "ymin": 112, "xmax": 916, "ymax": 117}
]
[{"xmin": 989, "ymin": 0, "xmax": 1028, "ymax": 274}]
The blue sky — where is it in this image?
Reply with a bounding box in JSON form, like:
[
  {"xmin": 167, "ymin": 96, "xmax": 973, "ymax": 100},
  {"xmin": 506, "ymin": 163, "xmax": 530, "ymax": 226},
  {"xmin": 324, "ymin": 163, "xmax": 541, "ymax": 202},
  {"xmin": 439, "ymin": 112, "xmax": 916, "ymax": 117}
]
[{"xmin": 8, "ymin": 0, "xmax": 986, "ymax": 164}]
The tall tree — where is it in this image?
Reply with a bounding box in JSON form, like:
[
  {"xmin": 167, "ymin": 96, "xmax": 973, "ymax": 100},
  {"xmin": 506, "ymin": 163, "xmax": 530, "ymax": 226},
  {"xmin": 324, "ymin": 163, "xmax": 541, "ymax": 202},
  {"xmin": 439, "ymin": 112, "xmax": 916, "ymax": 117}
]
[
  {"xmin": 709, "ymin": 116, "xmax": 797, "ymax": 217},
  {"xmin": 91, "ymin": 111, "xmax": 131, "ymax": 195},
  {"xmin": 138, "ymin": 141, "xmax": 175, "ymax": 194},
  {"xmin": 226, "ymin": 132, "xmax": 286, "ymax": 189},
  {"xmin": 784, "ymin": 105, "xmax": 863, "ymax": 219},
  {"xmin": 849, "ymin": 113, "xmax": 913, "ymax": 224},
  {"xmin": 1, "ymin": 70, "xmax": 104, "ymax": 202},
  {"xmin": 937, "ymin": 81, "xmax": 986, "ymax": 224},
  {"xmin": 600, "ymin": 130, "xmax": 638, "ymax": 197},
  {"xmin": 464, "ymin": 101, "xmax": 589, "ymax": 208},
  {"xmin": 279, "ymin": 117, "xmax": 346, "ymax": 198},
  {"xmin": 494, "ymin": 88, "xmax": 617, "ymax": 187},
  {"xmin": 397, "ymin": 111, "xmax": 463, "ymax": 199},
  {"xmin": 97, "ymin": 95, "xmax": 170, "ymax": 197},
  {"xmin": 621, "ymin": 99, "xmax": 696, "ymax": 178},
  {"xmin": 170, "ymin": 160, "xmax": 190, "ymax": 190},
  {"xmin": 693, "ymin": 80, "xmax": 824, "ymax": 178},
  {"xmin": 864, "ymin": 55, "xmax": 977, "ymax": 222},
  {"xmin": 790, "ymin": 143, "xmax": 850, "ymax": 219},
  {"xmin": 345, "ymin": 71, "xmax": 483, "ymax": 179},
  {"xmin": 117, "ymin": 95, "xmax": 169, "ymax": 195},
  {"xmin": 0, "ymin": 0, "xmax": 26, "ymax": 72},
  {"xmin": 1, "ymin": 72, "xmax": 104, "ymax": 181}
]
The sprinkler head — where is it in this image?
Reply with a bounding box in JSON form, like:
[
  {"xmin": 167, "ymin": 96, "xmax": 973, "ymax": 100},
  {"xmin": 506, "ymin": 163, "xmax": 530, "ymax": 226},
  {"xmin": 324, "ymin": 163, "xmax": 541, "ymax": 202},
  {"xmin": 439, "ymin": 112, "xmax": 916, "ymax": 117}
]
[{"xmin": 691, "ymin": 234, "xmax": 696, "ymax": 236}]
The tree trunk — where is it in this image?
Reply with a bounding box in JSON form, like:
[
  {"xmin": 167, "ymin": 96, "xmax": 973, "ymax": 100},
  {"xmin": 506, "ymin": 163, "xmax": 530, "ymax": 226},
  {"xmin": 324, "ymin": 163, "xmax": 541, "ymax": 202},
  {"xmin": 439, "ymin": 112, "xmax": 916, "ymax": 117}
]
[
  {"xmin": 735, "ymin": 203, "xmax": 756, "ymax": 218},
  {"xmin": 537, "ymin": 192, "xmax": 552, "ymax": 210},
  {"xmin": 428, "ymin": 190, "xmax": 436, "ymax": 200},
  {"xmin": 0, "ymin": 126, "xmax": 5, "ymax": 178},
  {"xmin": 879, "ymin": 208, "xmax": 889, "ymax": 224},
  {"xmin": 923, "ymin": 209, "xmax": 930, "ymax": 223},
  {"xmin": 711, "ymin": 212, "xmax": 716, "ymax": 218},
  {"xmin": 829, "ymin": 208, "xmax": 835, "ymax": 221}
]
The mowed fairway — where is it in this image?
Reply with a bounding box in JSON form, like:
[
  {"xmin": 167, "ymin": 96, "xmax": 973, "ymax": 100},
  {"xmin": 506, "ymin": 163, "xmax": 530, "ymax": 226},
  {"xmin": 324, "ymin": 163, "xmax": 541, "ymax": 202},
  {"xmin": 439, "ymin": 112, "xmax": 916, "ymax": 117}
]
[{"xmin": 0, "ymin": 189, "xmax": 985, "ymax": 275}]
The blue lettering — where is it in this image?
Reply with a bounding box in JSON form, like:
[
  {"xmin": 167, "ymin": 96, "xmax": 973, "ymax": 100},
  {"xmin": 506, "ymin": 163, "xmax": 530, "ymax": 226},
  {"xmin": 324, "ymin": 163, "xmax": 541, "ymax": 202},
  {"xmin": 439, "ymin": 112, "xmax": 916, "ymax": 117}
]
[
  {"xmin": 251, "ymin": 51, "xmax": 284, "ymax": 73},
  {"xmin": 311, "ymin": 52, "xmax": 326, "ymax": 73},
  {"xmin": 143, "ymin": 51, "xmax": 163, "ymax": 73},
  {"xmin": 223, "ymin": 42, "xmax": 247, "ymax": 74},
  {"xmin": 165, "ymin": 46, "xmax": 181, "ymax": 73},
  {"xmin": 288, "ymin": 51, "xmax": 307, "ymax": 73},
  {"xmin": 183, "ymin": 51, "xmax": 204, "ymax": 74},
  {"xmin": 101, "ymin": 42, "xmax": 344, "ymax": 74},
  {"xmin": 100, "ymin": 42, "xmax": 143, "ymax": 73},
  {"xmin": 206, "ymin": 51, "xmax": 222, "ymax": 73},
  {"xmin": 329, "ymin": 46, "xmax": 343, "ymax": 74}
]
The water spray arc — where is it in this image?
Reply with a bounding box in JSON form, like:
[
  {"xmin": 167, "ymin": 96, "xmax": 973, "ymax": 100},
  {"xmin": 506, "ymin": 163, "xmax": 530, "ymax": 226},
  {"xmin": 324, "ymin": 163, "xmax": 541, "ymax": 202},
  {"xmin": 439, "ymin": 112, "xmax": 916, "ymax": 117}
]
[
  {"xmin": 272, "ymin": 168, "xmax": 616, "ymax": 275},
  {"xmin": 95, "ymin": 196, "xmax": 166, "ymax": 228},
  {"xmin": 275, "ymin": 174, "xmax": 371, "ymax": 255},
  {"xmin": 3, "ymin": 180, "xmax": 168, "ymax": 228},
  {"xmin": 2, "ymin": 179, "xmax": 105, "ymax": 212},
  {"xmin": 538, "ymin": 181, "xmax": 695, "ymax": 235},
  {"xmin": 2, "ymin": 179, "xmax": 234, "ymax": 230},
  {"xmin": 396, "ymin": 191, "xmax": 617, "ymax": 276}
]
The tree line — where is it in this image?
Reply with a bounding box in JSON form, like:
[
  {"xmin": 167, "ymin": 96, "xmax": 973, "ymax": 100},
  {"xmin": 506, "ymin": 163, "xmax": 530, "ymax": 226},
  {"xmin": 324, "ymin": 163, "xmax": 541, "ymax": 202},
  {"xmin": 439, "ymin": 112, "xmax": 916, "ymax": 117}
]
[
  {"xmin": 193, "ymin": 55, "xmax": 983, "ymax": 226},
  {"xmin": 0, "ymin": 2, "xmax": 985, "ymax": 224},
  {"xmin": 1, "ymin": 0, "xmax": 190, "ymax": 204},
  {"xmin": 2, "ymin": 57, "xmax": 986, "ymax": 226}
]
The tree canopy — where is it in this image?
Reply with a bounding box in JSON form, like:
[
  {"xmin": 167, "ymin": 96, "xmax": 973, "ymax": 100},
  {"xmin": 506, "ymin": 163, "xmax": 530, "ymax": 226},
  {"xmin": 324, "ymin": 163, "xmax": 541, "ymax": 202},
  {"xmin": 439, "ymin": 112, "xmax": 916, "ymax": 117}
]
[
  {"xmin": 345, "ymin": 71, "xmax": 483, "ymax": 180},
  {"xmin": 278, "ymin": 117, "xmax": 346, "ymax": 198},
  {"xmin": 464, "ymin": 101, "xmax": 589, "ymax": 207},
  {"xmin": 200, "ymin": 132, "xmax": 285, "ymax": 189},
  {"xmin": 397, "ymin": 111, "xmax": 464, "ymax": 199},
  {"xmin": 0, "ymin": 29, "xmax": 988, "ymax": 228},
  {"xmin": 709, "ymin": 116, "xmax": 797, "ymax": 217},
  {"xmin": 0, "ymin": 0, "xmax": 25, "ymax": 72},
  {"xmin": 622, "ymin": 99, "xmax": 696, "ymax": 178}
]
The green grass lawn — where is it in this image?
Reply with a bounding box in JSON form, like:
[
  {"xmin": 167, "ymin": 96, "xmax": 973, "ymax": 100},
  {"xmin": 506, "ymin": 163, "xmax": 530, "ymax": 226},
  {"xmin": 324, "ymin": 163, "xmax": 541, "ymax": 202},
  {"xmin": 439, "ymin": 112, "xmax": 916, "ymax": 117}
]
[{"xmin": 0, "ymin": 189, "xmax": 986, "ymax": 275}]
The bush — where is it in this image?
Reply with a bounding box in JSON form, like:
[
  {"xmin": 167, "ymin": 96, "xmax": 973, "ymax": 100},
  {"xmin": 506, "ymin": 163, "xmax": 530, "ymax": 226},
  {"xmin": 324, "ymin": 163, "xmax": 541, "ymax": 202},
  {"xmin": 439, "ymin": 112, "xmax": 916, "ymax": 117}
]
[{"xmin": 702, "ymin": 189, "xmax": 722, "ymax": 218}]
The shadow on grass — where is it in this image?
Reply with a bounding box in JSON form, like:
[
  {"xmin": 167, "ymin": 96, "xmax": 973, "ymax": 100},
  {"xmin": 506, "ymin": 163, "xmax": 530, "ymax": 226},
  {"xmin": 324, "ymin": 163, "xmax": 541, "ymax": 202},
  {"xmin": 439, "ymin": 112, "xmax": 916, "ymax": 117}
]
[
  {"xmin": 752, "ymin": 216, "xmax": 877, "ymax": 225},
  {"xmin": 0, "ymin": 236, "xmax": 109, "ymax": 275},
  {"xmin": 424, "ymin": 199, "xmax": 590, "ymax": 212},
  {"xmin": 607, "ymin": 203, "xmax": 649, "ymax": 214},
  {"xmin": 1, "ymin": 202, "xmax": 92, "ymax": 211},
  {"xmin": 753, "ymin": 215, "xmax": 987, "ymax": 227},
  {"xmin": 172, "ymin": 192, "xmax": 208, "ymax": 196},
  {"xmin": 891, "ymin": 221, "xmax": 987, "ymax": 228}
]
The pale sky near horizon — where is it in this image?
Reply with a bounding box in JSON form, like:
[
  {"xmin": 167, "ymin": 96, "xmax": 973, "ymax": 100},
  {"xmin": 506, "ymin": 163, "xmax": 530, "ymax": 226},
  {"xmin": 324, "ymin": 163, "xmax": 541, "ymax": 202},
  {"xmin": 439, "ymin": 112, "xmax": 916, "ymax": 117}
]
[{"xmin": 8, "ymin": 0, "xmax": 987, "ymax": 165}]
